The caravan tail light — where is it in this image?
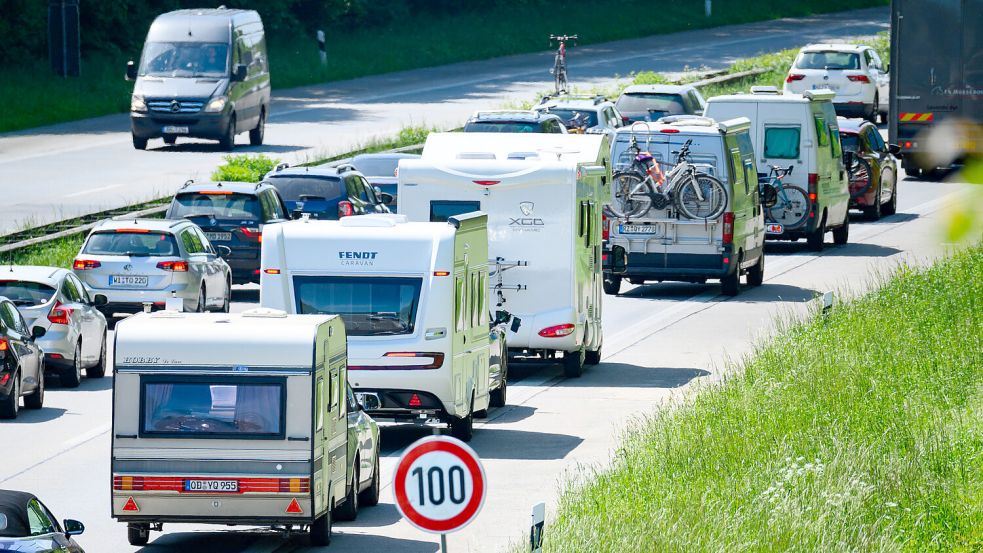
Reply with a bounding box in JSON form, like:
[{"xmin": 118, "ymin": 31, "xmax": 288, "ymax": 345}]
[
  {"xmin": 538, "ymin": 323, "xmax": 576, "ymax": 338},
  {"xmin": 847, "ymin": 74, "xmax": 871, "ymax": 83},
  {"xmin": 73, "ymin": 259, "xmax": 101, "ymax": 270},
  {"xmin": 722, "ymin": 212, "xmax": 735, "ymax": 245},
  {"xmin": 338, "ymin": 200, "xmax": 354, "ymax": 218},
  {"xmin": 156, "ymin": 261, "xmax": 188, "ymax": 272},
  {"xmin": 48, "ymin": 301, "xmax": 74, "ymax": 325},
  {"xmin": 785, "ymin": 73, "xmax": 805, "ymax": 82},
  {"xmin": 240, "ymin": 227, "xmax": 262, "ymax": 241},
  {"xmin": 602, "ymin": 213, "xmax": 610, "ymax": 241}
]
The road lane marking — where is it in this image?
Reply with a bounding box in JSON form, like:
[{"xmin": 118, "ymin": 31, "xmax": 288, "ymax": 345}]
[{"xmin": 0, "ymin": 423, "xmax": 110, "ymax": 485}]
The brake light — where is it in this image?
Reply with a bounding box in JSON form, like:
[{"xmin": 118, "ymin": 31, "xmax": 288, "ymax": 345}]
[
  {"xmin": 408, "ymin": 393, "xmax": 423, "ymax": 407},
  {"xmin": 0, "ymin": 337, "xmax": 8, "ymax": 352},
  {"xmin": 602, "ymin": 213, "xmax": 610, "ymax": 241},
  {"xmin": 808, "ymin": 173, "xmax": 818, "ymax": 202},
  {"xmin": 156, "ymin": 261, "xmax": 188, "ymax": 272},
  {"xmin": 48, "ymin": 301, "xmax": 73, "ymax": 325},
  {"xmin": 847, "ymin": 75, "xmax": 871, "ymax": 83},
  {"xmin": 785, "ymin": 73, "xmax": 806, "ymax": 82},
  {"xmin": 240, "ymin": 227, "xmax": 262, "ymax": 240},
  {"xmin": 904, "ymin": 141, "xmax": 913, "ymax": 149},
  {"xmin": 659, "ymin": 128, "xmax": 679, "ymax": 133},
  {"xmin": 199, "ymin": 191, "xmax": 233, "ymax": 195},
  {"xmin": 722, "ymin": 212, "xmax": 735, "ymax": 245},
  {"xmin": 338, "ymin": 200, "xmax": 354, "ymax": 218},
  {"xmin": 473, "ymin": 180, "xmax": 500, "ymax": 186},
  {"xmin": 0, "ymin": 373, "xmax": 9, "ymax": 385},
  {"xmin": 538, "ymin": 323, "xmax": 576, "ymax": 338},
  {"xmin": 114, "ymin": 228, "xmax": 149, "ymax": 233},
  {"xmin": 73, "ymin": 259, "xmax": 101, "ymax": 270}
]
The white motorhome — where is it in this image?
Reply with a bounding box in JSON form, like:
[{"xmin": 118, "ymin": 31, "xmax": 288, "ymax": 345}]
[
  {"xmin": 397, "ymin": 133, "xmax": 609, "ymax": 377},
  {"xmin": 261, "ymin": 213, "xmax": 490, "ymax": 442},
  {"xmin": 111, "ymin": 310, "xmax": 347, "ymax": 546}
]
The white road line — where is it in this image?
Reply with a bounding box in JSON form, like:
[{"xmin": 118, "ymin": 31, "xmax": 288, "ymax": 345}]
[
  {"xmin": 0, "ymin": 423, "xmax": 110, "ymax": 485},
  {"xmin": 63, "ymin": 182, "xmax": 132, "ymax": 199}
]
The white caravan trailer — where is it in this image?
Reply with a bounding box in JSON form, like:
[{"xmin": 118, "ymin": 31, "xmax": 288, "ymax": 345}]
[
  {"xmin": 397, "ymin": 133, "xmax": 609, "ymax": 377},
  {"xmin": 261, "ymin": 213, "xmax": 490, "ymax": 442},
  {"xmin": 111, "ymin": 310, "xmax": 347, "ymax": 546}
]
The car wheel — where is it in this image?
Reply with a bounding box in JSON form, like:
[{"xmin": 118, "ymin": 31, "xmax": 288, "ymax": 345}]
[
  {"xmin": 221, "ymin": 280, "xmax": 231, "ymax": 313},
  {"xmin": 195, "ymin": 287, "xmax": 205, "ymax": 313},
  {"xmin": 131, "ymin": 135, "xmax": 148, "ymax": 150},
  {"xmin": 359, "ymin": 455, "xmax": 381, "ymax": 506},
  {"xmin": 162, "ymin": 135, "xmax": 177, "ymax": 145},
  {"xmin": 562, "ymin": 347, "xmax": 585, "ymax": 378},
  {"xmin": 309, "ymin": 510, "xmax": 332, "ymax": 546},
  {"xmin": 0, "ymin": 373, "xmax": 19, "ymax": 419},
  {"xmin": 867, "ymin": 95, "xmax": 879, "ymax": 123},
  {"xmin": 585, "ymin": 344, "xmax": 602, "ymax": 365},
  {"xmin": 602, "ymin": 276, "xmax": 622, "ymax": 295},
  {"xmin": 62, "ymin": 341, "xmax": 83, "ymax": 388},
  {"xmin": 24, "ymin": 369, "xmax": 43, "ymax": 409},
  {"xmin": 747, "ymin": 253, "xmax": 765, "ymax": 287},
  {"xmin": 882, "ymin": 181, "xmax": 898, "ymax": 216},
  {"xmin": 334, "ymin": 465, "xmax": 359, "ymax": 522},
  {"xmin": 721, "ymin": 268, "xmax": 740, "ymax": 296},
  {"xmin": 88, "ymin": 334, "xmax": 107, "ymax": 378},
  {"xmin": 863, "ymin": 188, "xmax": 882, "ymax": 221},
  {"xmin": 249, "ymin": 108, "xmax": 266, "ymax": 146},
  {"xmin": 219, "ymin": 114, "xmax": 236, "ymax": 151},
  {"xmin": 127, "ymin": 524, "xmax": 150, "ymax": 546},
  {"xmin": 833, "ymin": 212, "xmax": 850, "ymax": 245}
]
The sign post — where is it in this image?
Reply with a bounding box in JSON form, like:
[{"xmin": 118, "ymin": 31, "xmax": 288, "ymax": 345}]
[{"xmin": 393, "ymin": 436, "xmax": 487, "ymax": 552}]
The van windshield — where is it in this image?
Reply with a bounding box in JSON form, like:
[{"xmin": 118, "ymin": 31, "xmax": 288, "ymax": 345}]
[
  {"xmin": 142, "ymin": 380, "xmax": 284, "ymax": 438},
  {"xmin": 293, "ymin": 276, "xmax": 422, "ymax": 336},
  {"xmin": 140, "ymin": 42, "xmax": 229, "ymax": 77}
]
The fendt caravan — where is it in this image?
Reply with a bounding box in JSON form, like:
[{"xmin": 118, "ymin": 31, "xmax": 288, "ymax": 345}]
[
  {"xmin": 261, "ymin": 213, "xmax": 492, "ymax": 442},
  {"xmin": 111, "ymin": 311, "xmax": 347, "ymax": 546},
  {"xmin": 397, "ymin": 133, "xmax": 609, "ymax": 377}
]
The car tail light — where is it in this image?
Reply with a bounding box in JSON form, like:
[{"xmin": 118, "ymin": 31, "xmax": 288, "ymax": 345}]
[
  {"xmin": 433, "ymin": 271, "xmax": 450, "ymax": 277},
  {"xmin": 240, "ymin": 227, "xmax": 262, "ymax": 241},
  {"xmin": 338, "ymin": 200, "xmax": 354, "ymax": 218},
  {"xmin": 0, "ymin": 372, "xmax": 9, "ymax": 385},
  {"xmin": 408, "ymin": 393, "xmax": 423, "ymax": 407},
  {"xmin": 722, "ymin": 212, "xmax": 735, "ymax": 245},
  {"xmin": 903, "ymin": 141, "xmax": 913, "ymax": 149},
  {"xmin": 73, "ymin": 259, "xmax": 101, "ymax": 270},
  {"xmin": 538, "ymin": 323, "xmax": 576, "ymax": 338},
  {"xmin": 785, "ymin": 73, "xmax": 806, "ymax": 82},
  {"xmin": 659, "ymin": 128, "xmax": 679, "ymax": 133},
  {"xmin": 0, "ymin": 337, "xmax": 8, "ymax": 354},
  {"xmin": 277, "ymin": 478, "xmax": 310, "ymax": 493},
  {"xmin": 602, "ymin": 213, "xmax": 610, "ymax": 241},
  {"xmin": 48, "ymin": 301, "xmax": 74, "ymax": 325},
  {"xmin": 156, "ymin": 261, "xmax": 188, "ymax": 272},
  {"xmin": 847, "ymin": 75, "xmax": 871, "ymax": 83},
  {"xmin": 114, "ymin": 228, "xmax": 149, "ymax": 233},
  {"xmin": 808, "ymin": 173, "xmax": 819, "ymax": 202}
]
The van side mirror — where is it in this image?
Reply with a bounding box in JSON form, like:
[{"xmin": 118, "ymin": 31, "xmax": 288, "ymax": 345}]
[
  {"xmin": 888, "ymin": 143, "xmax": 901, "ymax": 156},
  {"xmin": 125, "ymin": 60, "xmax": 137, "ymax": 81},
  {"xmin": 63, "ymin": 519, "xmax": 85, "ymax": 536},
  {"xmin": 92, "ymin": 294, "xmax": 108, "ymax": 306},
  {"xmin": 232, "ymin": 64, "xmax": 248, "ymax": 82},
  {"xmin": 609, "ymin": 245, "xmax": 628, "ymax": 275},
  {"xmin": 759, "ymin": 183, "xmax": 779, "ymax": 209},
  {"xmin": 31, "ymin": 326, "xmax": 46, "ymax": 339}
]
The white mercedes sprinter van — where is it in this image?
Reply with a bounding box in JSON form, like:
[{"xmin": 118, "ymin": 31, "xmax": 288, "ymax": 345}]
[
  {"xmin": 260, "ymin": 213, "xmax": 491, "ymax": 442},
  {"xmin": 111, "ymin": 310, "xmax": 347, "ymax": 546}
]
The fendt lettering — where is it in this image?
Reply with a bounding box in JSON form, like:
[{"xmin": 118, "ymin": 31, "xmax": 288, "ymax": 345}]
[{"xmin": 338, "ymin": 251, "xmax": 379, "ymax": 259}]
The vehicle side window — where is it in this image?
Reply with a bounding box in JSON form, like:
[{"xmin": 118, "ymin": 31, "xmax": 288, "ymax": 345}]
[
  {"xmin": 869, "ymin": 128, "xmax": 887, "ymax": 152},
  {"xmin": 829, "ymin": 125, "xmax": 842, "ymax": 159},
  {"xmin": 315, "ymin": 378, "xmax": 324, "ymax": 431},
  {"xmin": 193, "ymin": 227, "xmax": 215, "ymax": 254},
  {"xmin": 359, "ymin": 177, "xmax": 376, "ymax": 203},
  {"xmin": 68, "ymin": 274, "xmax": 90, "ymax": 303},
  {"xmin": 180, "ymin": 229, "xmax": 203, "ymax": 254},
  {"xmin": 346, "ymin": 386, "xmax": 358, "ymax": 412},
  {"xmin": 27, "ymin": 500, "xmax": 56, "ymax": 536},
  {"xmin": 764, "ymin": 126, "xmax": 801, "ymax": 159},
  {"xmin": 814, "ymin": 118, "xmax": 829, "ymax": 147},
  {"xmin": 356, "ymin": 177, "xmax": 372, "ymax": 202},
  {"xmin": 344, "ymin": 176, "xmax": 359, "ymax": 202},
  {"xmin": 0, "ymin": 303, "xmax": 23, "ymax": 334},
  {"xmin": 863, "ymin": 49, "xmax": 874, "ymax": 68},
  {"xmin": 61, "ymin": 276, "xmax": 82, "ymax": 302},
  {"xmin": 455, "ymin": 276, "xmax": 466, "ymax": 332},
  {"xmin": 736, "ymin": 132, "xmax": 757, "ymax": 188},
  {"xmin": 268, "ymin": 191, "xmax": 287, "ymax": 220}
]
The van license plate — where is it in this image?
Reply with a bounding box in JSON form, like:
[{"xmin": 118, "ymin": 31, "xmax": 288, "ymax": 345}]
[
  {"xmin": 619, "ymin": 224, "xmax": 658, "ymax": 234},
  {"xmin": 766, "ymin": 224, "xmax": 784, "ymax": 234},
  {"xmin": 185, "ymin": 479, "xmax": 239, "ymax": 493},
  {"xmin": 110, "ymin": 275, "xmax": 148, "ymax": 286},
  {"xmin": 205, "ymin": 232, "xmax": 232, "ymax": 242},
  {"xmin": 162, "ymin": 125, "xmax": 189, "ymax": 134}
]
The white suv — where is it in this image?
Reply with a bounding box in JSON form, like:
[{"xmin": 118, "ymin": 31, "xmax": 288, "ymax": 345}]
[
  {"xmin": 533, "ymin": 95, "xmax": 624, "ymax": 135},
  {"xmin": 783, "ymin": 43, "xmax": 888, "ymax": 123}
]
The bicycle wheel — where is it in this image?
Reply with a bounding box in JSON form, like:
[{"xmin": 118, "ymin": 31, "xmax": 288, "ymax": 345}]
[
  {"xmin": 675, "ymin": 173, "xmax": 727, "ymax": 219},
  {"xmin": 556, "ymin": 67, "xmax": 568, "ymax": 94},
  {"xmin": 848, "ymin": 156, "xmax": 874, "ymax": 198},
  {"xmin": 767, "ymin": 185, "xmax": 810, "ymax": 229},
  {"xmin": 608, "ymin": 172, "xmax": 651, "ymax": 218}
]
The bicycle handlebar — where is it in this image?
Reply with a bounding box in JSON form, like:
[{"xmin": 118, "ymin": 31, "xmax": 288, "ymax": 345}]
[
  {"xmin": 549, "ymin": 34, "xmax": 578, "ymax": 43},
  {"xmin": 768, "ymin": 165, "xmax": 794, "ymax": 178}
]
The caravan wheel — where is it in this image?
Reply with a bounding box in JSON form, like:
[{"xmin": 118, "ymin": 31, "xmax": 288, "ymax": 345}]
[
  {"xmin": 127, "ymin": 524, "xmax": 150, "ymax": 546},
  {"xmin": 450, "ymin": 412, "xmax": 474, "ymax": 442}
]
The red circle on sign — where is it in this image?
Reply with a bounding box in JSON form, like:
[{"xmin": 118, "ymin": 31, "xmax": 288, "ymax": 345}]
[{"xmin": 393, "ymin": 436, "xmax": 486, "ymax": 533}]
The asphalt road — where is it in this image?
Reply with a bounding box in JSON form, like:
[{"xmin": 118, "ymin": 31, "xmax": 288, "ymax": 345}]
[{"xmin": 0, "ymin": 7, "xmax": 887, "ymax": 234}]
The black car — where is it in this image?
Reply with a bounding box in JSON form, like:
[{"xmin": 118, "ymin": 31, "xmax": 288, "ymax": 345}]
[
  {"xmin": 349, "ymin": 153, "xmax": 420, "ymax": 210},
  {"xmin": 463, "ymin": 110, "xmax": 568, "ymax": 134},
  {"xmin": 0, "ymin": 490, "xmax": 85, "ymax": 552},
  {"xmin": 165, "ymin": 181, "xmax": 288, "ymax": 284},
  {"xmin": 262, "ymin": 164, "xmax": 390, "ymax": 221},
  {"xmin": 0, "ymin": 298, "xmax": 45, "ymax": 419}
]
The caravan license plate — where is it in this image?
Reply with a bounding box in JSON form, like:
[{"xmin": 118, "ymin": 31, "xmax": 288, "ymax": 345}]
[
  {"xmin": 185, "ymin": 479, "xmax": 239, "ymax": 493},
  {"xmin": 766, "ymin": 223, "xmax": 785, "ymax": 234},
  {"xmin": 162, "ymin": 125, "xmax": 189, "ymax": 134},
  {"xmin": 205, "ymin": 232, "xmax": 232, "ymax": 242},
  {"xmin": 619, "ymin": 224, "xmax": 658, "ymax": 234},
  {"xmin": 110, "ymin": 275, "xmax": 148, "ymax": 286}
]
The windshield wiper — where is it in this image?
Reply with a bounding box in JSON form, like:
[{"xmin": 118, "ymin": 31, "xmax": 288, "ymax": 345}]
[{"xmin": 10, "ymin": 299, "xmax": 36, "ymax": 306}]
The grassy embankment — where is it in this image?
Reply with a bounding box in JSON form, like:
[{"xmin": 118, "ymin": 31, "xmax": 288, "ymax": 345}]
[
  {"xmin": 537, "ymin": 245, "xmax": 983, "ymax": 552},
  {"xmin": 0, "ymin": 0, "xmax": 887, "ymax": 133}
]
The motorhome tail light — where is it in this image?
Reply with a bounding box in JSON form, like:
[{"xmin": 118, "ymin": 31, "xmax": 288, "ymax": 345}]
[
  {"xmin": 338, "ymin": 200, "xmax": 354, "ymax": 218},
  {"xmin": 722, "ymin": 212, "xmax": 735, "ymax": 245},
  {"xmin": 602, "ymin": 213, "xmax": 610, "ymax": 241},
  {"xmin": 808, "ymin": 173, "xmax": 819, "ymax": 202},
  {"xmin": 538, "ymin": 323, "xmax": 576, "ymax": 338},
  {"xmin": 156, "ymin": 261, "xmax": 189, "ymax": 272},
  {"xmin": 408, "ymin": 393, "xmax": 423, "ymax": 407},
  {"xmin": 48, "ymin": 301, "xmax": 74, "ymax": 325},
  {"xmin": 285, "ymin": 498, "xmax": 304, "ymax": 514},
  {"xmin": 73, "ymin": 259, "xmax": 101, "ymax": 270},
  {"xmin": 240, "ymin": 227, "xmax": 262, "ymax": 240},
  {"xmin": 659, "ymin": 128, "xmax": 680, "ymax": 133},
  {"xmin": 264, "ymin": 268, "xmax": 281, "ymax": 275},
  {"xmin": 121, "ymin": 497, "xmax": 140, "ymax": 512},
  {"xmin": 785, "ymin": 73, "xmax": 806, "ymax": 82},
  {"xmin": 847, "ymin": 74, "xmax": 871, "ymax": 83},
  {"xmin": 433, "ymin": 271, "xmax": 451, "ymax": 277},
  {"xmin": 473, "ymin": 180, "xmax": 500, "ymax": 186},
  {"xmin": 381, "ymin": 352, "xmax": 445, "ymax": 369}
]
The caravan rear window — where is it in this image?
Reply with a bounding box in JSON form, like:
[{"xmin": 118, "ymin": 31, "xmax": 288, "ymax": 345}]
[
  {"xmin": 141, "ymin": 378, "xmax": 285, "ymax": 439},
  {"xmin": 430, "ymin": 201, "xmax": 481, "ymax": 222},
  {"xmin": 294, "ymin": 276, "xmax": 422, "ymax": 336},
  {"xmin": 764, "ymin": 127, "xmax": 801, "ymax": 159}
]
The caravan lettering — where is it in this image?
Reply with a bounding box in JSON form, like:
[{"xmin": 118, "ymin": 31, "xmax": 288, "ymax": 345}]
[{"xmin": 338, "ymin": 251, "xmax": 379, "ymax": 266}]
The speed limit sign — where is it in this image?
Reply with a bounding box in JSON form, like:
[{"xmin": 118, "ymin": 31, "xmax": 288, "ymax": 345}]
[{"xmin": 393, "ymin": 435, "xmax": 486, "ymax": 535}]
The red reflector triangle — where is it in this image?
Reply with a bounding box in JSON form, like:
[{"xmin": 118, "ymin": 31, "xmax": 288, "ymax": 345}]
[
  {"xmin": 285, "ymin": 498, "xmax": 303, "ymax": 514},
  {"xmin": 408, "ymin": 393, "xmax": 422, "ymax": 407},
  {"xmin": 122, "ymin": 497, "xmax": 139, "ymax": 512}
]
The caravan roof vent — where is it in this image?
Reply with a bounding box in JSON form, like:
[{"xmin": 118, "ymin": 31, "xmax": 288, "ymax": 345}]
[
  {"xmin": 457, "ymin": 152, "xmax": 497, "ymax": 160},
  {"xmin": 507, "ymin": 152, "xmax": 540, "ymax": 160},
  {"xmin": 242, "ymin": 307, "xmax": 288, "ymax": 318},
  {"xmin": 340, "ymin": 213, "xmax": 407, "ymax": 227},
  {"xmin": 750, "ymin": 86, "xmax": 781, "ymax": 95},
  {"xmin": 150, "ymin": 310, "xmax": 185, "ymax": 319},
  {"xmin": 660, "ymin": 115, "xmax": 715, "ymax": 126}
]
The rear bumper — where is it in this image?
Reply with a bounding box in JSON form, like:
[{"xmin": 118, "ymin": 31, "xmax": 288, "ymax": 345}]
[
  {"xmin": 354, "ymin": 388, "xmax": 448, "ymax": 422},
  {"xmin": 83, "ymin": 284, "xmax": 194, "ymax": 313},
  {"xmin": 113, "ymin": 495, "xmax": 315, "ymax": 524},
  {"xmin": 603, "ymin": 246, "xmax": 737, "ymax": 281},
  {"xmin": 833, "ymin": 102, "xmax": 873, "ymax": 117},
  {"xmin": 130, "ymin": 110, "xmax": 231, "ymax": 140}
]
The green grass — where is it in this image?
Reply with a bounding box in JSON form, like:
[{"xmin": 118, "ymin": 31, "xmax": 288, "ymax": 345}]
[
  {"xmin": 4, "ymin": 235, "xmax": 86, "ymax": 270},
  {"xmin": 0, "ymin": 0, "xmax": 887, "ymax": 133},
  {"xmin": 211, "ymin": 154, "xmax": 282, "ymax": 183},
  {"xmin": 540, "ymin": 245, "xmax": 983, "ymax": 552}
]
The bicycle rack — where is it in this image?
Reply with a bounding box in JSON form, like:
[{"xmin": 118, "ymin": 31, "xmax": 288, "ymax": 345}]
[{"xmin": 489, "ymin": 257, "xmax": 527, "ymax": 307}]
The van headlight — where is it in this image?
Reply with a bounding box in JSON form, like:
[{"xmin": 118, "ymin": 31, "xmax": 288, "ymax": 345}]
[
  {"xmin": 130, "ymin": 95, "xmax": 147, "ymax": 113},
  {"xmin": 204, "ymin": 96, "xmax": 228, "ymax": 113}
]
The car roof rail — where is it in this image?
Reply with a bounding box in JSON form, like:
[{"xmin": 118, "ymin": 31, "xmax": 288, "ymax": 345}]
[
  {"xmin": 274, "ymin": 162, "xmax": 289, "ymax": 172},
  {"xmin": 180, "ymin": 179, "xmax": 195, "ymax": 189},
  {"xmin": 336, "ymin": 163, "xmax": 356, "ymax": 173}
]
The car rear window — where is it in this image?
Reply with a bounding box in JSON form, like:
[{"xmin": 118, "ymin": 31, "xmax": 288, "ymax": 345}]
[
  {"xmin": 464, "ymin": 121, "xmax": 542, "ymax": 133},
  {"xmin": 764, "ymin": 127, "xmax": 801, "ymax": 159},
  {"xmin": 83, "ymin": 231, "xmax": 180, "ymax": 257},
  {"xmin": 795, "ymin": 51, "xmax": 861, "ymax": 70},
  {"xmin": 170, "ymin": 192, "xmax": 262, "ymax": 222},
  {"xmin": 840, "ymin": 133, "xmax": 860, "ymax": 152},
  {"xmin": 0, "ymin": 281, "xmax": 56, "ymax": 307},
  {"xmin": 266, "ymin": 176, "xmax": 343, "ymax": 202},
  {"xmin": 616, "ymin": 93, "xmax": 687, "ymax": 115}
]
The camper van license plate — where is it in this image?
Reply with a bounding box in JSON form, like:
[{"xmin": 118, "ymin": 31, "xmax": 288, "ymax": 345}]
[
  {"xmin": 765, "ymin": 224, "xmax": 785, "ymax": 235},
  {"xmin": 110, "ymin": 275, "xmax": 148, "ymax": 286},
  {"xmin": 185, "ymin": 479, "xmax": 239, "ymax": 493},
  {"xmin": 205, "ymin": 232, "xmax": 232, "ymax": 242},
  {"xmin": 619, "ymin": 224, "xmax": 659, "ymax": 235},
  {"xmin": 162, "ymin": 125, "xmax": 189, "ymax": 134}
]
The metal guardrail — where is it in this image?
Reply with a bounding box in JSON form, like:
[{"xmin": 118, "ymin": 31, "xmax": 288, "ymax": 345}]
[{"xmin": 0, "ymin": 68, "xmax": 768, "ymax": 259}]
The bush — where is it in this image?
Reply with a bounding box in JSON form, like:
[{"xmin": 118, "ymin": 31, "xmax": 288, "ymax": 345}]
[{"xmin": 211, "ymin": 154, "xmax": 280, "ymax": 183}]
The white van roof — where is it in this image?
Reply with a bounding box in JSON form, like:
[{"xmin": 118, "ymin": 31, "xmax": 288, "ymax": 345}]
[
  {"xmin": 621, "ymin": 116, "xmax": 751, "ymax": 136},
  {"xmin": 422, "ymin": 133, "xmax": 607, "ymax": 164},
  {"xmin": 706, "ymin": 89, "xmax": 836, "ymax": 104},
  {"xmin": 114, "ymin": 311, "xmax": 338, "ymax": 369}
]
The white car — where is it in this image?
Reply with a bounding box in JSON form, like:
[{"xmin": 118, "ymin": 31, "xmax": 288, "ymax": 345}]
[
  {"xmin": 783, "ymin": 43, "xmax": 888, "ymax": 123},
  {"xmin": 533, "ymin": 95, "xmax": 624, "ymax": 135}
]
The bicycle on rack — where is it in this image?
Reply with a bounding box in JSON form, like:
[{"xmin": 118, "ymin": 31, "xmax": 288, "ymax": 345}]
[
  {"xmin": 606, "ymin": 133, "xmax": 728, "ymax": 220},
  {"xmin": 549, "ymin": 34, "xmax": 577, "ymax": 95},
  {"xmin": 761, "ymin": 165, "xmax": 810, "ymax": 230}
]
